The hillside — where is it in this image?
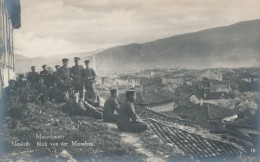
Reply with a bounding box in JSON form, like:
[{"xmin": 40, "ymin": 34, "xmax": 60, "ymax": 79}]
[
  {"xmin": 15, "ymin": 19, "xmax": 260, "ymax": 72},
  {"xmin": 94, "ymin": 19, "xmax": 260, "ymax": 71}
]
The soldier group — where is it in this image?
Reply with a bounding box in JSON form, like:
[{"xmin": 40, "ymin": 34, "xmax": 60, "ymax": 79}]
[{"xmin": 3, "ymin": 57, "xmax": 148, "ymax": 133}]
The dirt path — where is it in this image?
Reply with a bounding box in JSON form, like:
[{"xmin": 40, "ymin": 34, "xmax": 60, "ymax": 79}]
[
  {"xmin": 103, "ymin": 122, "xmax": 165, "ymax": 162},
  {"xmin": 120, "ymin": 133, "xmax": 165, "ymax": 162}
]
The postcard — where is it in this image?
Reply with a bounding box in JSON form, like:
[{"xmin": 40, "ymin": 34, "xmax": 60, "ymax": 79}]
[{"xmin": 0, "ymin": 0, "xmax": 259, "ymax": 162}]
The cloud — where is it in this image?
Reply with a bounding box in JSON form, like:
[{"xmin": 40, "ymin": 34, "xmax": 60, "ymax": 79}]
[{"xmin": 14, "ymin": 0, "xmax": 260, "ymax": 57}]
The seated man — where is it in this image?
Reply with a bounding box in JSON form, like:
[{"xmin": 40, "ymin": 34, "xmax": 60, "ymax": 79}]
[
  {"xmin": 84, "ymin": 80, "xmax": 100, "ymax": 107},
  {"xmin": 31, "ymin": 78, "xmax": 48, "ymax": 103},
  {"xmin": 117, "ymin": 90, "xmax": 148, "ymax": 133},
  {"xmin": 48, "ymin": 82, "xmax": 64, "ymax": 102},
  {"xmin": 103, "ymin": 88, "xmax": 119, "ymax": 122},
  {"xmin": 65, "ymin": 93, "xmax": 102, "ymax": 119}
]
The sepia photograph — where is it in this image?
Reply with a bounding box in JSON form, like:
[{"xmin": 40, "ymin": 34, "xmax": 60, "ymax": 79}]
[{"xmin": 0, "ymin": 0, "xmax": 260, "ymax": 161}]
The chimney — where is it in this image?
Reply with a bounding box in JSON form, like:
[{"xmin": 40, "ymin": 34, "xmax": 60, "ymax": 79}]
[
  {"xmin": 200, "ymin": 98, "xmax": 203, "ymax": 106},
  {"xmin": 101, "ymin": 77, "xmax": 106, "ymax": 85}
]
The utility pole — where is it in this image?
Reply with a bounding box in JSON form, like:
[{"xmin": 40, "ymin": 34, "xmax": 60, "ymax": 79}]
[{"xmin": 92, "ymin": 52, "xmax": 96, "ymax": 71}]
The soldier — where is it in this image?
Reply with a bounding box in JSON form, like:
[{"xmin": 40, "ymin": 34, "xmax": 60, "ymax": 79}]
[
  {"xmin": 64, "ymin": 93, "xmax": 102, "ymax": 119},
  {"xmin": 31, "ymin": 78, "xmax": 48, "ymax": 103},
  {"xmin": 27, "ymin": 66, "xmax": 39, "ymax": 86},
  {"xmin": 40, "ymin": 64, "xmax": 51, "ymax": 89},
  {"xmin": 48, "ymin": 82, "xmax": 64, "ymax": 102},
  {"xmin": 83, "ymin": 60, "xmax": 96, "ymax": 90},
  {"xmin": 103, "ymin": 88, "xmax": 120, "ymax": 122},
  {"xmin": 84, "ymin": 79, "xmax": 100, "ymax": 107},
  {"xmin": 56, "ymin": 58, "xmax": 72, "ymax": 94},
  {"xmin": 117, "ymin": 90, "xmax": 148, "ymax": 133},
  {"xmin": 70, "ymin": 57, "xmax": 84, "ymax": 100},
  {"xmin": 15, "ymin": 74, "xmax": 25, "ymax": 88},
  {"xmin": 52, "ymin": 65, "xmax": 60, "ymax": 85},
  {"xmin": 15, "ymin": 74, "xmax": 31, "ymax": 103}
]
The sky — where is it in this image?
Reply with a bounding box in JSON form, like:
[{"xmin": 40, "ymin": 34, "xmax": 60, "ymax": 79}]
[{"xmin": 14, "ymin": 0, "xmax": 260, "ymax": 58}]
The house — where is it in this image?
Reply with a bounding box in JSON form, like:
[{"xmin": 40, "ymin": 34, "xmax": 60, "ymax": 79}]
[
  {"xmin": 137, "ymin": 70, "xmax": 154, "ymax": 78},
  {"xmin": 161, "ymin": 76, "xmax": 184, "ymax": 85},
  {"xmin": 174, "ymin": 103, "xmax": 238, "ymax": 123},
  {"xmin": 184, "ymin": 78, "xmax": 193, "ymax": 86},
  {"xmin": 210, "ymin": 80, "xmax": 231, "ymax": 93},
  {"xmin": 197, "ymin": 70, "xmax": 223, "ymax": 81},
  {"xmin": 199, "ymin": 77, "xmax": 211, "ymax": 90},
  {"xmin": 0, "ymin": 0, "xmax": 21, "ymax": 94},
  {"xmin": 222, "ymin": 114, "xmax": 238, "ymax": 123},
  {"xmin": 127, "ymin": 77, "xmax": 140, "ymax": 87}
]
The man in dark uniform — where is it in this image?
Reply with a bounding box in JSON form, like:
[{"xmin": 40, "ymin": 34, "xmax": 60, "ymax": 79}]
[
  {"xmin": 103, "ymin": 88, "xmax": 120, "ymax": 122},
  {"xmin": 40, "ymin": 64, "xmax": 51, "ymax": 89},
  {"xmin": 27, "ymin": 66, "xmax": 39, "ymax": 86},
  {"xmin": 31, "ymin": 78, "xmax": 48, "ymax": 103},
  {"xmin": 117, "ymin": 90, "xmax": 148, "ymax": 133},
  {"xmin": 70, "ymin": 57, "xmax": 84, "ymax": 100},
  {"xmin": 48, "ymin": 82, "xmax": 64, "ymax": 102},
  {"xmin": 83, "ymin": 60, "xmax": 96, "ymax": 90},
  {"xmin": 56, "ymin": 58, "xmax": 72, "ymax": 94},
  {"xmin": 84, "ymin": 79, "xmax": 100, "ymax": 107},
  {"xmin": 64, "ymin": 93, "xmax": 102, "ymax": 119},
  {"xmin": 15, "ymin": 74, "xmax": 31, "ymax": 103},
  {"xmin": 52, "ymin": 65, "xmax": 60, "ymax": 85}
]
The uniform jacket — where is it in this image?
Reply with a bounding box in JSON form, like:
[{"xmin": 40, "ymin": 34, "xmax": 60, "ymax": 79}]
[
  {"xmin": 70, "ymin": 65, "xmax": 84, "ymax": 84},
  {"xmin": 117, "ymin": 99, "xmax": 138, "ymax": 127},
  {"xmin": 40, "ymin": 70, "xmax": 51, "ymax": 83},
  {"xmin": 83, "ymin": 68, "xmax": 96, "ymax": 81},
  {"xmin": 27, "ymin": 72, "xmax": 39, "ymax": 85},
  {"xmin": 103, "ymin": 96, "xmax": 119, "ymax": 121},
  {"xmin": 56, "ymin": 66, "xmax": 72, "ymax": 87}
]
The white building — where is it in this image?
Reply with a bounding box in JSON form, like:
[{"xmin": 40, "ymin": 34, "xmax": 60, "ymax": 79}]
[{"xmin": 0, "ymin": 0, "xmax": 21, "ymax": 94}]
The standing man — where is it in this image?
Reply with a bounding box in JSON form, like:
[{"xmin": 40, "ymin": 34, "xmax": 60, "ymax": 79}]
[
  {"xmin": 103, "ymin": 88, "xmax": 120, "ymax": 122},
  {"xmin": 70, "ymin": 57, "xmax": 84, "ymax": 100},
  {"xmin": 52, "ymin": 65, "xmax": 60, "ymax": 85},
  {"xmin": 27, "ymin": 66, "xmax": 39, "ymax": 86},
  {"xmin": 40, "ymin": 64, "xmax": 51, "ymax": 89},
  {"xmin": 117, "ymin": 90, "xmax": 148, "ymax": 133},
  {"xmin": 83, "ymin": 60, "xmax": 96, "ymax": 91},
  {"xmin": 56, "ymin": 58, "xmax": 72, "ymax": 94}
]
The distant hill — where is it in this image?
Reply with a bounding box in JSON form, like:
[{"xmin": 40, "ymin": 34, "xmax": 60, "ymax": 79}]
[
  {"xmin": 15, "ymin": 54, "xmax": 29, "ymax": 60},
  {"xmin": 15, "ymin": 19, "xmax": 260, "ymax": 72},
  {"xmin": 14, "ymin": 52, "xmax": 94, "ymax": 73},
  {"xmin": 94, "ymin": 19, "xmax": 260, "ymax": 71}
]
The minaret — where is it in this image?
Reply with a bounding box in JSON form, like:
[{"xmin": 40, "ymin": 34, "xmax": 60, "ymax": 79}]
[{"xmin": 92, "ymin": 52, "xmax": 96, "ymax": 71}]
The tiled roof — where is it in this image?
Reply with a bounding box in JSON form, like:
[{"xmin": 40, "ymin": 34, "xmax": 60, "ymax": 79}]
[
  {"xmin": 174, "ymin": 103, "xmax": 237, "ymax": 120},
  {"xmin": 147, "ymin": 120, "xmax": 245, "ymax": 159},
  {"xmin": 137, "ymin": 108, "xmax": 253, "ymax": 159}
]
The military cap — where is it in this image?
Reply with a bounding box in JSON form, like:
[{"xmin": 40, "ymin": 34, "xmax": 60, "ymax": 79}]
[
  {"xmin": 62, "ymin": 58, "xmax": 69, "ymax": 62},
  {"xmin": 31, "ymin": 66, "xmax": 36, "ymax": 69},
  {"xmin": 42, "ymin": 64, "xmax": 47, "ymax": 68},
  {"xmin": 110, "ymin": 87, "xmax": 118, "ymax": 93},
  {"xmin": 18, "ymin": 74, "xmax": 24, "ymax": 78},
  {"xmin": 74, "ymin": 57, "xmax": 80, "ymax": 61},
  {"xmin": 55, "ymin": 65, "xmax": 60, "ymax": 68},
  {"xmin": 84, "ymin": 60, "xmax": 90, "ymax": 64}
]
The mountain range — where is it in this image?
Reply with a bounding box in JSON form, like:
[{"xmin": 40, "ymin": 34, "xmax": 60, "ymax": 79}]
[{"xmin": 15, "ymin": 19, "xmax": 260, "ymax": 72}]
